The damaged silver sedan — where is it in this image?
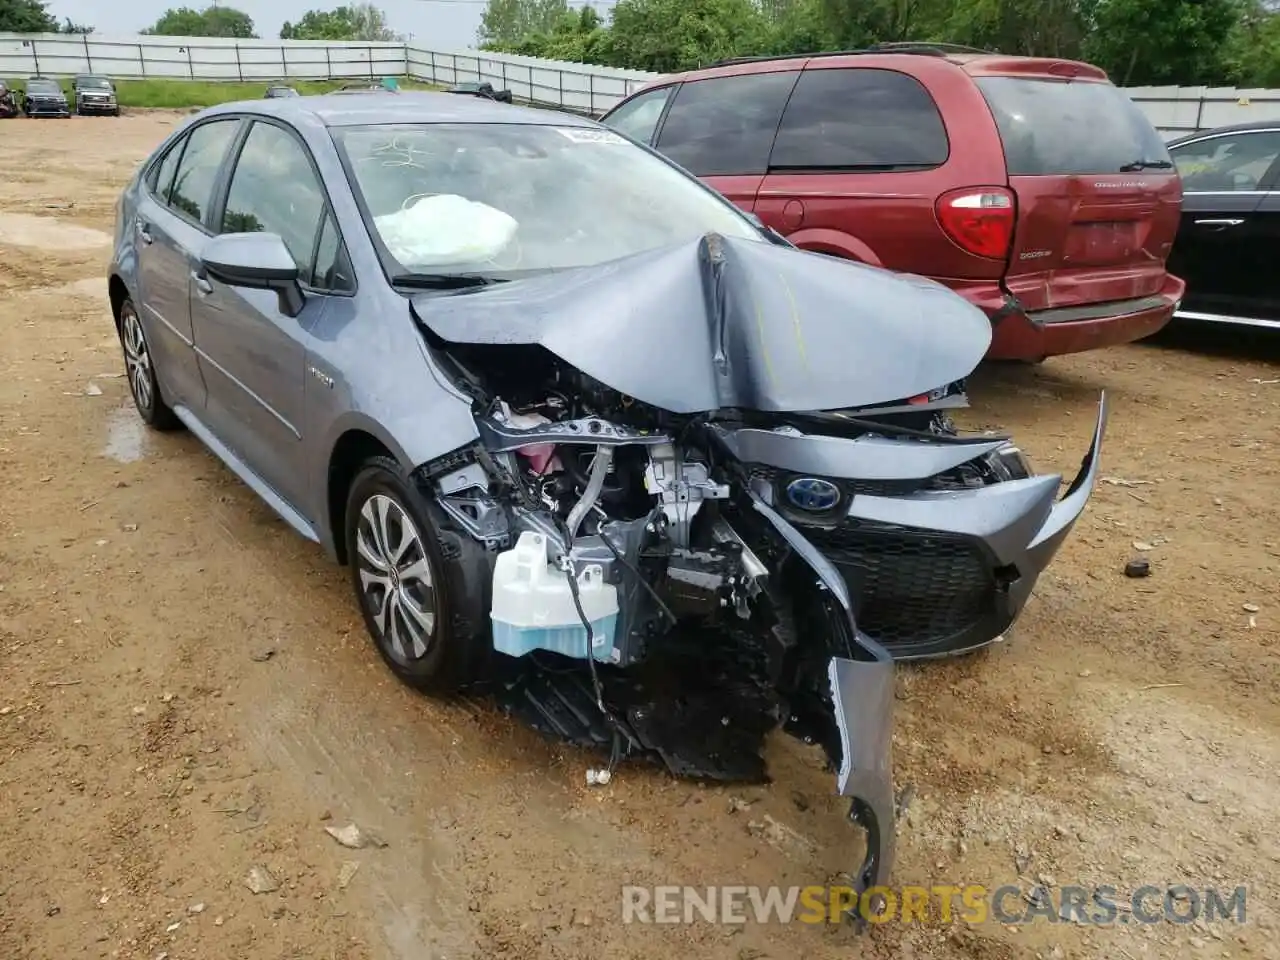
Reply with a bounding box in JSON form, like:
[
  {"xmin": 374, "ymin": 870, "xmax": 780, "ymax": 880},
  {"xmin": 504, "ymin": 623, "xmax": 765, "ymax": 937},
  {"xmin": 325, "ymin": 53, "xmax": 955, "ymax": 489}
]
[{"xmin": 108, "ymin": 92, "xmax": 1106, "ymax": 900}]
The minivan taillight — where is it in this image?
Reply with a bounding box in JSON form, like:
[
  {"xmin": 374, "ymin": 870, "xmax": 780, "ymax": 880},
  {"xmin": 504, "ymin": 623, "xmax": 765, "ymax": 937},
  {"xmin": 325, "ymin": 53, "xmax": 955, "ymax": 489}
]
[{"xmin": 935, "ymin": 187, "xmax": 1015, "ymax": 260}]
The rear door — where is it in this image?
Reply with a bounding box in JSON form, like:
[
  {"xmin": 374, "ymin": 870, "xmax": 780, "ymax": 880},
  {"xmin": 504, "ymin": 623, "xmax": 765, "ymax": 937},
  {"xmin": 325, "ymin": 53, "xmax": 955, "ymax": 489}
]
[
  {"xmin": 1167, "ymin": 128, "xmax": 1280, "ymax": 323},
  {"xmin": 974, "ymin": 75, "xmax": 1181, "ymax": 312},
  {"xmin": 135, "ymin": 118, "xmax": 245, "ymax": 411},
  {"xmin": 755, "ymin": 65, "xmax": 958, "ymax": 267},
  {"xmin": 650, "ymin": 71, "xmax": 798, "ymax": 212}
]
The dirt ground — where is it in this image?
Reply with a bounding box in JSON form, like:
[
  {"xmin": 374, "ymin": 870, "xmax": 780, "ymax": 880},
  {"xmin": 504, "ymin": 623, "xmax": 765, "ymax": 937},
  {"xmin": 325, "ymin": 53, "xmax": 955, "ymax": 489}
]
[{"xmin": 1, "ymin": 114, "xmax": 1278, "ymax": 960}]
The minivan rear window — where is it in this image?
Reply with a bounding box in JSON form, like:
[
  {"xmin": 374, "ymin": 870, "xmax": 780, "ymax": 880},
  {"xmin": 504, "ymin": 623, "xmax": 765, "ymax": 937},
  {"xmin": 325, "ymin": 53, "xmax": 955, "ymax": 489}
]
[{"xmin": 975, "ymin": 77, "xmax": 1171, "ymax": 176}]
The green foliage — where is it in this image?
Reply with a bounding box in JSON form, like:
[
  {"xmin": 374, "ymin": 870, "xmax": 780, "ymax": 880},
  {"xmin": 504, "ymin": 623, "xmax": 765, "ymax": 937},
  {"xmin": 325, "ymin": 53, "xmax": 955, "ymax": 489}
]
[
  {"xmin": 1083, "ymin": 0, "xmax": 1243, "ymax": 85},
  {"xmin": 480, "ymin": 0, "xmax": 1280, "ymax": 87},
  {"xmin": 280, "ymin": 4, "xmax": 401, "ymax": 41},
  {"xmin": 60, "ymin": 17, "xmax": 93, "ymax": 33},
  {"xmin": 143, "ymin": 5, "xmax": 258, "ymax": 39},
  {"xmin": 0, "ymin": 0, "xmax": 58, "ymax": 32},
  {"xmin": 478, "ymin": 0, "xmax": 571, "ymax": 48}
]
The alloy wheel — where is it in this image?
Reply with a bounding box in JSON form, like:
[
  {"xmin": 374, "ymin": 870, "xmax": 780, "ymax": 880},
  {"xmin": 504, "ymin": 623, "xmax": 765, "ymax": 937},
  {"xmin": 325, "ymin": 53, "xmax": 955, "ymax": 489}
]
[
  {"xmin": 120, "ymin": 307, "xmax": 153, "ymax": 413},
  {"xmin": 355, "ymin": 493, "xmax": 437, "ymax": 663}
]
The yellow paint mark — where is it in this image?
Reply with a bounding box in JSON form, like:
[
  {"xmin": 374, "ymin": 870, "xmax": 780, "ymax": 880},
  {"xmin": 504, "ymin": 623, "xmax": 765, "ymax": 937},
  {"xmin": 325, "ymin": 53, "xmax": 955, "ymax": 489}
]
[
  {"xmin": 753, "ymin": 290, "xmax": 777, "ymax": 387},
  {"xmin": 776, "ymin": 271, "xmax": 809, "ymax": 371}
]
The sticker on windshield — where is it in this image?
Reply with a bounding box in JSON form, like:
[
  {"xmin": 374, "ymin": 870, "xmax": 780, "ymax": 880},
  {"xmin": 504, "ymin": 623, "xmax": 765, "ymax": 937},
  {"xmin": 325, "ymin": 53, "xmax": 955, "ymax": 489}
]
[{"xmin": 555, "ymin": 127, "xmax": 627, "ymax": 145}]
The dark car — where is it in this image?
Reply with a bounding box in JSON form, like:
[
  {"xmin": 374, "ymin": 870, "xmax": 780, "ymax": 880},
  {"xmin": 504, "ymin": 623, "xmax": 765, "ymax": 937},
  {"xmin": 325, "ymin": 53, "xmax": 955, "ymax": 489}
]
[
  {"xmin": 601, "ymin": 44, "xmax": 1185, "ymax": 362},
  {"xmin": 264, "ymin": 84, "xmax": 300, "ymax": 98},
  {"xmin": 72, "ymin": 74, "xmax": 119, "ymax": 116},
  {"xmin": 1166, "ymin": 121, "xmax": 1280, "ymax": 330},
  {"xmin": 23, "ymin": 77, "xmax": 70, "ymax": 118},
  {"xmin": 107, "ymin": 92, "xmax": 1105, "ymax": 897},
  {"xmin": 447, "ymin": 81, "xmax": 513, "ymax": 103}
]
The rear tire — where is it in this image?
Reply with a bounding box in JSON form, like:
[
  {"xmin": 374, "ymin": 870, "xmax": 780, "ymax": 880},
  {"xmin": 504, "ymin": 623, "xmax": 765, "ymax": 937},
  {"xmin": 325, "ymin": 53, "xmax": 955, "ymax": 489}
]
[
  {"xmin": 344, "ymin": 456, "xmax": 491, "ymax": 694},
  {"xmin": 118, "ymin": 297, "xmax": 181, "ymax": 431}
]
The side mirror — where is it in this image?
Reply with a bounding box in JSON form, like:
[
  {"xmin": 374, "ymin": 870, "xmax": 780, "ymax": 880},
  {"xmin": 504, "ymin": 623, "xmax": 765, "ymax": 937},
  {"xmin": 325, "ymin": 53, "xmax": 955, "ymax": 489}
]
[
  {"xmin": 201, "ymin": 233, "xmax": 304, "ymax": 317},
  {"xmin": 495, "ymin": 89, "xmax": 513, "ymax": 103}
]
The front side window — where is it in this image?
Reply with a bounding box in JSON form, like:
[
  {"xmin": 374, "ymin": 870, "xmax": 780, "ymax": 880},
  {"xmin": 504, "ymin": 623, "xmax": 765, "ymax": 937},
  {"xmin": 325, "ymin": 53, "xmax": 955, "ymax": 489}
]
[
  {"xmin": 770, "ymin": 68, "xmax": 949, "ymax": 170},
  {"xmin": 333, "ymin": 122, "xmax": 763, "ymax": 278},
  {"xmin": 221, "ymin": 120, "xmax": 327, "ymax": 282},
  {"xmin": 654, "ymin": 72, "xmax": 798, "ymax": 177},
  {"xmin": 169, "ymin": 119, "xmax": 241, "ymax": 225},
  {"xmin": 312, "ymin": 212, "xmax": 355, "ymax": 293},
  {"xmin": 1171, "ymin": 131, "xmax": 1280, "ymax": 192},
  {"xmin": 602, "ymin": 86, "xmax": 672, "ymax": 144}
]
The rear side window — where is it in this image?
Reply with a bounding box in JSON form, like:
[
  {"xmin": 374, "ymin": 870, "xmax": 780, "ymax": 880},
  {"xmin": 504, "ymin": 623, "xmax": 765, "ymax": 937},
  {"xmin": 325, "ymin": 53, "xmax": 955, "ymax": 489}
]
[
  {"xmin": 603, "ymin": 87, "xmax": 672, "ymax": 145},
  {"xmin": 148, "ymin": 138, "xmax": 186, "ymax": 203},
  {"xmin": 169, "ymin": 119, "xmax": 242, "ymax": 226},
  {"xmin": 770, "ymin": 68, "xmax": 949, "ymax": 170},
  {"xmin": 976, "ymin": 77, "xmax": 1171, "ymax": 176},
  {"xmin": 655, "ymin": 72, "xmax": 798, "ymax": 177}
]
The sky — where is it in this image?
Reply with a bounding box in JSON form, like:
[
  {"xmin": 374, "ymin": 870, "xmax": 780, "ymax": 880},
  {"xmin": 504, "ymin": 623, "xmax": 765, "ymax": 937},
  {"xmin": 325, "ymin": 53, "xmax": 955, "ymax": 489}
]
[{"xmin": 41, "ymin": 0, "xmax": 571, "ymax": 52}]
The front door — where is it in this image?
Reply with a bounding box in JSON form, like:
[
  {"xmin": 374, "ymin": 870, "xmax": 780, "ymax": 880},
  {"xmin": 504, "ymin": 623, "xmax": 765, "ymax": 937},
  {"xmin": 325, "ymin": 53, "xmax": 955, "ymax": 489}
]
[{"xmin": 189, "ymin": 119, "xmax": 329, "ymax": 515}]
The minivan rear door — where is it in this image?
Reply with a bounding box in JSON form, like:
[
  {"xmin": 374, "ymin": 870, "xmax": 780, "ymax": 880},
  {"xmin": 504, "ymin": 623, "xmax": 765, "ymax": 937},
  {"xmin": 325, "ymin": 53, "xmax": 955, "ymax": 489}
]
[
  {"xmin": 649, "ymin": 70, "xmax": 799, "ymax": 212},
  {"xmin": 974, "ymin": 75, "xmax": 1181, "ymax": 313}
]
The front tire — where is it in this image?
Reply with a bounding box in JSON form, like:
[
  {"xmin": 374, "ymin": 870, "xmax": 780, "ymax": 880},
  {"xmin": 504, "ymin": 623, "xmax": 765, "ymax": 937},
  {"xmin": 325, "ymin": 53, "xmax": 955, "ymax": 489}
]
[
  {"xmin": 118, "ymin": 298, "xmax": 180, "ymax": 430},
  {"xmin": 344, "ymin": 457, "xmax": 490, "ymax": 694}
]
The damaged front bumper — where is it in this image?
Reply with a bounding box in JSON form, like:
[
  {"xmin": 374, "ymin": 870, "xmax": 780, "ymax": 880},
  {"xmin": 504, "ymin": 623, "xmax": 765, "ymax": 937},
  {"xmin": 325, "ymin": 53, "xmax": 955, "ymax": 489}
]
[
  {"xmin": 717, "ymin": 393, "xmax": 1109, "ymax": 658},
  {"xmin": 750, "ymin": 494, "xmax": 896, "ymax": 894}
]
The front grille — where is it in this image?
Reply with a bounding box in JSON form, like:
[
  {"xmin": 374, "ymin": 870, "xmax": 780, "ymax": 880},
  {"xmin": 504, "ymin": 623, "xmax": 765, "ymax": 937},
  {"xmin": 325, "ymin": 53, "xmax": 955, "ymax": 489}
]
[{"xmin": 801, "ymin": 522, "xmax": 995, "ymax": 649}]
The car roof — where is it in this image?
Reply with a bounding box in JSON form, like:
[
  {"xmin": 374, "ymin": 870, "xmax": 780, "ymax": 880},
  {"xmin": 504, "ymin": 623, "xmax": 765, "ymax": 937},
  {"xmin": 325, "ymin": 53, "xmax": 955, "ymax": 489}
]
[
  {"xmin": 1167, "ymin": 120, "xmax": 1280, "ymax": 146},
  {"xmin": 199, "ymin": 90, "xmax": 587, "ymax": 128},
  {"xmin": 645, "ymin": 48, "xmax": 1109, "ymax": 89}
]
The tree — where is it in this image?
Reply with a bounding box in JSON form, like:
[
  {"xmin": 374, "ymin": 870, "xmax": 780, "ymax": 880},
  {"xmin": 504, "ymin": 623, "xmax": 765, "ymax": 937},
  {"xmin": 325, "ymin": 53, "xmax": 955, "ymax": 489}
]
[
  {"xmin": 607, "ymin": 0, "xmax": 771, "ymax": 71},
  {"xmin": 143, "ymin": 5, "xmax": 257, "ymax": 39},
  {"xmin": 280, "ymin": 4, "xmax": 401, "ymax": 41},
  {"xmin": 0, "ymin": 0, "xmax": 58, "ymax": 32},
  {"xmin": 478, "ymin": 0, "xmax": 570, "ymax": 48},
  {"xmin": 1083, "ymin": 0, "xmax": 1241, "ymax": 86}
]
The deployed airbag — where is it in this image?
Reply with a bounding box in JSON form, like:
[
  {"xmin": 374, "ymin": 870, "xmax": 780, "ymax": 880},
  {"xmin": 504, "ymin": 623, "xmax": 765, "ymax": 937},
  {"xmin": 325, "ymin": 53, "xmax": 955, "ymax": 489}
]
[{"xmin": 375, "ymin": 194, "xmax": 517, "ymax": 265}]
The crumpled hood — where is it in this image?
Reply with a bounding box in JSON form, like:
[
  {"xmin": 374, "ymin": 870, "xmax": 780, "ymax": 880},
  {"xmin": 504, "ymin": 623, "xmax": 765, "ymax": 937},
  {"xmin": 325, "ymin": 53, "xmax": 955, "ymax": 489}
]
[{"xmin": 413, "ymin": 233, "xmax": 991, "ymax": 415}]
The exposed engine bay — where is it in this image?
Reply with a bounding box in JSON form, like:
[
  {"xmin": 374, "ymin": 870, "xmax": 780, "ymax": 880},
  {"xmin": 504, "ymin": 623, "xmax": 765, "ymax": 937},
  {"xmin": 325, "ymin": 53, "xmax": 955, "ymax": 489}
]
[
  {"xmin": 416, "ymin": 342, "xmax": 1021, "ymax": 896},
  {"xmin": 404, "ymin": 231, "xmax": 1109, "ymax": 901}
]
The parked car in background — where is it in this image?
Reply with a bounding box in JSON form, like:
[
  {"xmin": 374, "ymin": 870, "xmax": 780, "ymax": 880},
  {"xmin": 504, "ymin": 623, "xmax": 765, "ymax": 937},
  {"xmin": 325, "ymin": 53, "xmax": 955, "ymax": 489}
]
[
  {"xmin": 602, "ymin": 44, "xmax": 1185, "ymax": 362},
  {"xmin": 446, "ymin": 81, "xmax": 513, "ymax": 103},
  {"xmin": 264, "ymin": 84, "xmax": 300, "ymax": 98},
  {"xmin": 1166, "ymin": 121, "xmax": 1280, "ymax": 330},
  {"xmin": 72, "ymin": 74, "xmax": 119, "ymax": 115},
  {"xmin": 0, "ymin": 81, "xmax": 19, "ymax": 119},
  {"xmin": 22, "ymin": 77, "xmax": 70, "ymax": 118}
]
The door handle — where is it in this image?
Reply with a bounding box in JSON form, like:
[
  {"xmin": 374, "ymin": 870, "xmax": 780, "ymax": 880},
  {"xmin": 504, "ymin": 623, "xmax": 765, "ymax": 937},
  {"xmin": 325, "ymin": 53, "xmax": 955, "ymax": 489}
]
[
  {"xmin": 1193, "ymin": 218, "xmax": 1243, "ymax": 227},
  {"xmin": 191, "ymin": 271, "xmax": 213, "ymax": 295},
  {"xmin": 135, "ymin": 218, "xmax": 153, "ymax": 245}
]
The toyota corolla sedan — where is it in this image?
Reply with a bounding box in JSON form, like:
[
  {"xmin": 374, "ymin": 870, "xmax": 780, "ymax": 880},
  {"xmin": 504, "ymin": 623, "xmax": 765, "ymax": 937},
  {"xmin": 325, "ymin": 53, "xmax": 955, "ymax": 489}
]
[{"xmin": 108, "ymin": 93, "xmax": 1106, "ymax": 899}]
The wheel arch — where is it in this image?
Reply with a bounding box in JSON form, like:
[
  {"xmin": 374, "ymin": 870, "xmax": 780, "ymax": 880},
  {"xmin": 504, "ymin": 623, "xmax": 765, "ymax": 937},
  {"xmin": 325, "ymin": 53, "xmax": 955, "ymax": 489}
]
[
  {"xmin": 108, "ymin": 274, "xmax": 130, "ymax": 332},
  {"xmin": 326, "ymin": 427, "xmax": 398, "ymax": 565}
]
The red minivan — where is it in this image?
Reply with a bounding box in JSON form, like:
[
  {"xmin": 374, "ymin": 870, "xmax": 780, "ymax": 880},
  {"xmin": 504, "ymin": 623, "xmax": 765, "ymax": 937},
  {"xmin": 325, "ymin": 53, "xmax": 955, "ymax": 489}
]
[{"xmin": 601, "ymin": 46, "xmax": 1185, "ymax": 361}]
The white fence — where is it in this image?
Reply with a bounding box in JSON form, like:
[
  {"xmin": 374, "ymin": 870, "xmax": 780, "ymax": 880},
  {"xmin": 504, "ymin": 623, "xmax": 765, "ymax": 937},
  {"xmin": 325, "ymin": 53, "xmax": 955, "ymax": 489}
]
[{"xmin": 3, "ymin": 32, "xmax": 1280, "ymax": 130}]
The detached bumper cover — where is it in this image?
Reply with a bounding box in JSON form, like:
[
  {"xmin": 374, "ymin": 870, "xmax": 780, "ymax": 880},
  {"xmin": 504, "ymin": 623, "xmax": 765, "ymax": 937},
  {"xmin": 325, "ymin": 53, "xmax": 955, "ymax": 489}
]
[
  {"xmin": 716, "ymin": 393, "xmax": 1109, "ymax": 658},
  {"xmin": 749, "ymin": 494, "xmax": 895, "ymax": 893}
]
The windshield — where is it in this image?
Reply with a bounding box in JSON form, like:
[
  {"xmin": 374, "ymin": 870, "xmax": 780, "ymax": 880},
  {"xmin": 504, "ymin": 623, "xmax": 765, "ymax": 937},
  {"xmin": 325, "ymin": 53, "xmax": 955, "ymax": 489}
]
[
  {"xmin": 28, "ymin": 81, "xmax": 61, "ymax": 95},
  {"xmin": 79, "ymin": 77, "xmax": 111, "ymax": 89},
  {"xmin": 332, "ymin": 122, "xmax": 762, "ymax": 278},
  {"xmin": 976, "ymin": 77, "xmax": 1171, "ymax": 176}
]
